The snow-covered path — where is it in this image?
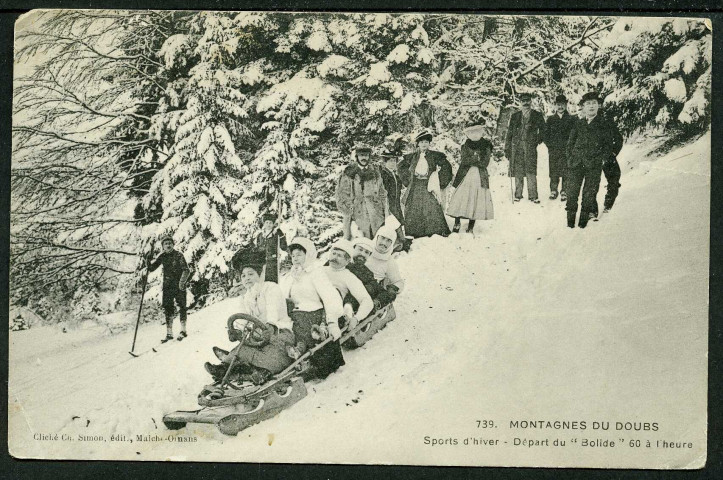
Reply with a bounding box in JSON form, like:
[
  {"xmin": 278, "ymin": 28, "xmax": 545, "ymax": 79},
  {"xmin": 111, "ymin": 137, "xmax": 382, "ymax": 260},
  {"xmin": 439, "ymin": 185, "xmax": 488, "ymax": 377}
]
[{"xmin": 9, "ymin": 134, "xmax": 709, "ymax": 467}]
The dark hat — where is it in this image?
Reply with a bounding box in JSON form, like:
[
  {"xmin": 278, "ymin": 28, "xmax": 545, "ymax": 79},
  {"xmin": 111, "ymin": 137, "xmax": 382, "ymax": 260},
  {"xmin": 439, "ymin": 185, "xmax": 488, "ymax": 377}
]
[
  {"xmin": 233, "ymin": 248, "xmax": 266, "ymax": 273},
  {"xmin": 354, "ymin": 143, "xmax": 372, "ymax": 153},
  {"xmin": 414, "ymin": 129, "xmax": 434, "ymax": 143},
  {"xmin": 555, "ymin": 94, "xmax": 567, "ymax": 104},
  {"xmin": 581, "ymin": 92, "xmax": 600, "ymax": 103},
  {"xmin": 261, "ymin": 212, "xmax": 277, "ymax": 223},
  {"xmin": 519, "ymin": 93, "xmax": 533, "ymax": 102},
  {"xmin": 380, "ymin": 148, "xmax": 397, "ymax": 158}
]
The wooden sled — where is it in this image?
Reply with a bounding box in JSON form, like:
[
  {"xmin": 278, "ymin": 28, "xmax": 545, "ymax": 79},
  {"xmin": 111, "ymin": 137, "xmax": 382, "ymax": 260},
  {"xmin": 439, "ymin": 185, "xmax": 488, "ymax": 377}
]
[
  {"xmin": 163, "ymin": 304, "xmax": 395, "ymax": 436},
  {"xmin": 344, "ymin": 303, "xmax": 396, "ymax": 348}
]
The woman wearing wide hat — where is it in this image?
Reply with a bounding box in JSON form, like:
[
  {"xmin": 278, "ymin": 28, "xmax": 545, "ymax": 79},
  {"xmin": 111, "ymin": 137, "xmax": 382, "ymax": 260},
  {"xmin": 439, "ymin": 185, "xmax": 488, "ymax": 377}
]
[
  {"xmin": 447, "ymin": 125, "xmax": 495, "ymax": 233},
  {"xmin": 398, "ymin": 129, "xmax": 452, "ymax": 238}
]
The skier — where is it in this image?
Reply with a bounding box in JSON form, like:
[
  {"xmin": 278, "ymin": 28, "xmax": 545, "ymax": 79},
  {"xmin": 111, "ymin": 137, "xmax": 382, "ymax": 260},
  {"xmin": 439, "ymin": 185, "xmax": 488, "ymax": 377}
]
[
  {"xmin": 447, "ymin": 124, "xmax": 495, "ymax": 233},
  {"xmin": 205, "ymin": 250, "xmax": 296, "ymax": 385},
  {"xmin": 322, "ymin": 239, "xmax": 374, "ymax": 330},
  {"xmin": 253, "ymin": 212, "xmax": 287, "ymax": 283},
  {"xmin": 544, "ymin": 94, "xmax": 576, "ymax": 201},
  {"xmin": 147, "ymin": 235, "xmax": 191, "ymax": 343},
  {"xmin": 335, "ymin": 143, "xmax": 389, "ymax": 240},
  {"xmin": 398, "ymin": 129, "xmax": 452, "ymax": 238},
  {"xmin": 505, "ymin": 93, "xmax": 546, "ymax": 203},
  {"xmin": 280, "ymin": 237, "xmax": 345, "ymax": 379},
  {"xmin": 565, "ymin": 92, "xmax": 623, "ymax": 228}
]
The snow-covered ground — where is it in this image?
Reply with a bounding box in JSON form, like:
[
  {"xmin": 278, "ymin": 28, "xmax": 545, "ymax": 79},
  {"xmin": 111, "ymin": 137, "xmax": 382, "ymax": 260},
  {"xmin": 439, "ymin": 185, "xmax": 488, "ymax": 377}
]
[{"xmin": 9, "ymin": 133, "xmax": 709, "ymax": 468}]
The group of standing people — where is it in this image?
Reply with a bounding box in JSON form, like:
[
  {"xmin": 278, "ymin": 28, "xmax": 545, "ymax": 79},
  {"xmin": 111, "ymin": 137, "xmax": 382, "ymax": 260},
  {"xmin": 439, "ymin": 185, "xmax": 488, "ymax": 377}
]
[
  {"xmin": 505, "ymin": 91, "xmax": 624, "ymax": 228},
  {"xmin": 336, "ymin": 125, "xmax": 496, "ymax": 242}
]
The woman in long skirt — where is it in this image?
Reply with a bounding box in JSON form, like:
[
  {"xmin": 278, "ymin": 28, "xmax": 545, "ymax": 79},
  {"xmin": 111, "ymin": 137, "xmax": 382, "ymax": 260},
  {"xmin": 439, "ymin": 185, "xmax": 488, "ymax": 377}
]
[
  {"xmin": 447, "ymin": 125, "xmax": 495, "ymax": 233},
  {"xmin": 398, "ymin": 130, "xmax": 453, "ymax": 238}
]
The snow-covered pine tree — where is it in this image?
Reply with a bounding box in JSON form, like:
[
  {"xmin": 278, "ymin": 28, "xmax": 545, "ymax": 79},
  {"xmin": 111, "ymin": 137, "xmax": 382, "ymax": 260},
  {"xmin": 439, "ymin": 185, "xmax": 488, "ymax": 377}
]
[
  {"xmin": 589, "ymin": 18, "xmax": 711, "ymax": 137},
  {"xmin": 145, "ymin": 13, "xmax": 253, "ymax": 283}
]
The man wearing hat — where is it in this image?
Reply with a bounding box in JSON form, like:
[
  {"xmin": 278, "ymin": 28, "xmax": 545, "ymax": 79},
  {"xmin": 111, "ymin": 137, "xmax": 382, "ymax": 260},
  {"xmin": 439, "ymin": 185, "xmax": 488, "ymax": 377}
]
[
  {"xmin": 147, "ymin": 235, "xmax": 191, "ymax": 342},
  {"xmin": 253, "ymin": 212, "xmax": 287, "ymax": 283},
  {"xmin": 565, "ymin": 92, "xmax": 623, "ymax": 228},
  {"xmin": 505, "ymin": 93, "xmax": 546, "ymax": 203},
  {"xmin": 322, "ymin": 239, "xmax": 374, "ymax": 329},
  {"xmin": 544, "ymin": 94, "xmax": 576, "ymax": 201},
  {"xmin": 398, "ymin": 129, "xmax": 452, "ymax": 237},
  {"xmin": 336, "ymin": 143, "xmax": 389, "ymax": 240}
]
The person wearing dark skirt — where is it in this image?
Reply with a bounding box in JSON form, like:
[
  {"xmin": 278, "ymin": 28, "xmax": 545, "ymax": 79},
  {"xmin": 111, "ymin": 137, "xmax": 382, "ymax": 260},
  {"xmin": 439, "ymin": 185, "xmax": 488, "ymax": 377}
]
[
  {"xmin": 398, "ymin": 130, "xmax": 452, "ymax": 238},
  {"xmin": 279, "ymin": 237, "xmax": 345, "ymax": 379},
  {"xmin": 380, "ymin": 149, "xmax": 405, "ymax": 247},
  {"xmin": 447, "ymin": 125, "xmax": 495, "ymax": 234},
  {"xmin": 253, "ymin": 212, "xmax": 287, "ymax": 283}
]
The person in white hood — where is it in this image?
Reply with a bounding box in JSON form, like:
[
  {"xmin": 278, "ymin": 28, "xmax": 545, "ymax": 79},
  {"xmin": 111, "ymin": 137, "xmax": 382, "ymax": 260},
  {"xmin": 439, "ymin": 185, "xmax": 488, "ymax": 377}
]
[
  {"xmin": 364, "ymin": 221, "xmax": 405, "ymax": 294},
  {"xmin": 280, "ymin": 238, "xmax": 346, "ymax": 378},
  {"xmin": 322, "ymin": 239, "xmax": 374, "ymax": 329}
]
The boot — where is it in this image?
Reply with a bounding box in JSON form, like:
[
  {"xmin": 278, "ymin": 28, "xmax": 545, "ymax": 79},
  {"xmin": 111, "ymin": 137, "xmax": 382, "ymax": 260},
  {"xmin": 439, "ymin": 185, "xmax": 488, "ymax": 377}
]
[
  {"xmin": 213, "ymin": 346, "xmax": 229, "ymax": 361},
  {"xmin": 560, "ymin": 192, "xmax": 567, "ymax": 202},
  {"xmin": 452, "ymin": 219, "xmax": 461, "ymax": 233},
  {"xmin": 204, "ymin": 362, "xmax": 229, "ymax": 382},
  {"xmin": 567, "ymin": 211, "xmax": 576, "ymax": 229},
  {"xmin": 578, "ymin": 211, "xmax": 589, "ymax": 229},
  {"xmin": 161, "ymin": 334, "xmax": 174, "ymax": 343}
]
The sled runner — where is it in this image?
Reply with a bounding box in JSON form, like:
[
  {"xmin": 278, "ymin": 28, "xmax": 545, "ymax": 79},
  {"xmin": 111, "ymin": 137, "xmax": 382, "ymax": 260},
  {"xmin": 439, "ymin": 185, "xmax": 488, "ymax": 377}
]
[{"xmin": 163, "ymin": 304, "xmax": 396, "ymax": 435}]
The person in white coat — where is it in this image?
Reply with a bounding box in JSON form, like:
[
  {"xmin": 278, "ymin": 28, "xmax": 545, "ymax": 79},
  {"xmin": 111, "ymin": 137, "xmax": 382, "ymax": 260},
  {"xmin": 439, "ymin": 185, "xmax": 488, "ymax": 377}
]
[
  {"xmin": 280, "ymin": 237, "xmax": 346, "ymax": 378},
  {"xmin": 364, "ymin": 219, "xmax": 405, "ymax": 296},
  {"xmin": 322, "ymin": 239, "xmax": 374, "ymax": 330}
]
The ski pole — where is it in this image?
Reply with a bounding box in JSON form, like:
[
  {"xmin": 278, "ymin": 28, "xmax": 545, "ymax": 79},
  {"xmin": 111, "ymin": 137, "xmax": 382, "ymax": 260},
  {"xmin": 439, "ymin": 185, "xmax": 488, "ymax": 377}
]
[{"xmin": 130, "ymin": 243, "xmax": 155, "ymax": 356}]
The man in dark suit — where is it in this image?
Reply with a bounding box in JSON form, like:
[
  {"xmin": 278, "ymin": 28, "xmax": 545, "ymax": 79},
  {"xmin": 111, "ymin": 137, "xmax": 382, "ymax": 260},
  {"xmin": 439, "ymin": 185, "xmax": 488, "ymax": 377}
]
[
  {"xmin": 565, "ymin": 92, "xmax": 623, "ymax": 229},
  {"xmin": 544, "ymin": 94, "xmax": 576, "ymax": 201},
  {"xmin": 505, "ymin": 93, "xmax": 546, "ymax": 203}
]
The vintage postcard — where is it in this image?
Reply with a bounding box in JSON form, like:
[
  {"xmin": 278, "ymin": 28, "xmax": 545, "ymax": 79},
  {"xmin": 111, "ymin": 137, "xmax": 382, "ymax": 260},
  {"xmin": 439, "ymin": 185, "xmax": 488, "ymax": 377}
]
[{"xmin": 8, "ymin": 10, "xmax": 709, "ymax": 468}]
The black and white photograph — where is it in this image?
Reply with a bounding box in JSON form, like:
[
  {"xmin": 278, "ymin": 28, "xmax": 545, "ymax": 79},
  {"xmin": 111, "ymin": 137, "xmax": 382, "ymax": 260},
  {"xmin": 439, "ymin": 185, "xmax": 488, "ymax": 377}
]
[{"xmin": 8, "ymin": 10, "xmax": 710, "ymax": 468}]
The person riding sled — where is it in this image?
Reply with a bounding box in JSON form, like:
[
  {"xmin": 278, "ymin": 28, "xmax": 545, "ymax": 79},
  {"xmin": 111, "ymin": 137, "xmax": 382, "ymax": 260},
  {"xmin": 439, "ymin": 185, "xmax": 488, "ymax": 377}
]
[
  {"xmin": 146, "ymin": 235, "xmax": 190, "ymax": 343},
  {"xmin": 280, "ymin": 237, "xmax": 345, "ymax": 379},
  {"xmin": 204, "ymin": 250, "xmax": 296, "ymax": 385},
  {"xmin": 363, "ymin": 218, "xmax": 405, "ymax": 302},
  {"xmin": 322, "ymin": 239, "xmax": 374, "ymax": 330},
  {"xmin": 350, "ymin": 237, "xmax": 397, "ymax": 309}
]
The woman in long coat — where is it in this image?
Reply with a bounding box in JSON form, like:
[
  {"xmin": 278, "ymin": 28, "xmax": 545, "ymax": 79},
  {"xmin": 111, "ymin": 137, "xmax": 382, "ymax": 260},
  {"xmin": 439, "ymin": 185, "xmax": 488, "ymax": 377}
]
[
  {"xmin": 398, "ymin": 130, "xmax": 452, "ymax": 238},
  {"xmin": 447, "ymin": 125, "xmax": 495, "ymax": 233}
]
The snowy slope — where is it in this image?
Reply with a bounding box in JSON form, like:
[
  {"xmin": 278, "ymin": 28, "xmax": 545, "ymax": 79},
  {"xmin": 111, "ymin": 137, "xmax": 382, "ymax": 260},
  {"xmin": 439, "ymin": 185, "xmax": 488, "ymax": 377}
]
[{"xmin": 9, "ymin": 133, "xmax": 709, "ymax": 467}]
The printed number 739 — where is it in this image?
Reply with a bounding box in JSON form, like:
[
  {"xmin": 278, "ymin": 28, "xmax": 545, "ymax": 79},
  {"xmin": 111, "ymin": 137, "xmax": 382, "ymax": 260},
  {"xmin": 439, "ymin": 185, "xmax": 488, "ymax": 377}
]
[{"xmin": 476, "ymin": 420, "xmax": 495, "ymax": 428}]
